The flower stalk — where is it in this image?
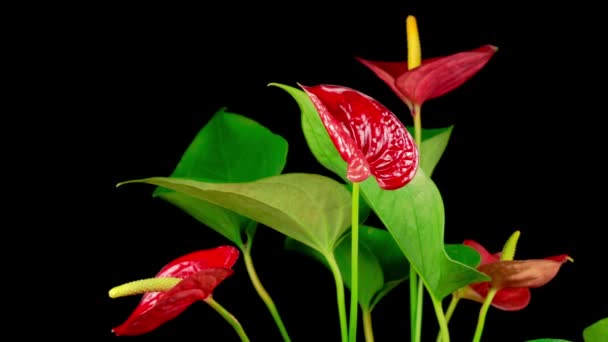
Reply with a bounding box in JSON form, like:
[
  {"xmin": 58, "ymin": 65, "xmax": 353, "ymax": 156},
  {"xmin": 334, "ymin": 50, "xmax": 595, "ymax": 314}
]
[
  {"xmin": 242, "ymin": 243, "xmax": 292, "ymax": 342},
  {"xmin": 205, "ymin": 296, "xmax": 251, "ymax": 342},
  {"xmin": 349, "ymin": 182, "xmax": 361, "ymax": 342},
  {"xmin": 362, "ymin": 308, "xmax": 375, "ymax": 342},
  {"xmin": 327, "ymin": 255, "xmax": 349, "ymax": 342}
]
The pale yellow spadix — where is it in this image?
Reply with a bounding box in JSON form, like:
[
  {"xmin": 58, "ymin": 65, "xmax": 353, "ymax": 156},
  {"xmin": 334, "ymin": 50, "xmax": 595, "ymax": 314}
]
[
  {"xmin": 500, "ymin": 230, "xmax": 521, "ymax": 261},
  {"xmin": 406, "ymin": 15, "xmax": 421, "ymax": 70},
  {"xmin": 109, "ymin": 277, "xmax": 181, "ymax": 298}
]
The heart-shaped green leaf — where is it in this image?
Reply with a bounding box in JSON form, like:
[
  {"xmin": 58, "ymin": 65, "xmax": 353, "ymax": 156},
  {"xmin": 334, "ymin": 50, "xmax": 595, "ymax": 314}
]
[
  {"xmin": 406, "ymin": 125, "xmax": 453, "ymax": 177},
  {"xmin": 584, "ymin": 317, "xmax": 608, "ymax": 342},
  {"xmin": 273, "ymin": 83, "xmax": 488, "ymax": 300},
  {"xmin": 120, "ymin": 173, "xmax": 352, "ymax": 255},
  {"xmin": 155, "ymin": 108, "xmax": 288, "ymax": 185},
  {"xmin": 286, "ymin": 225, "xmax": 408, "ymax": 311},
  {"xmin": 156, "ymin": 192, "xmax": 251, "ymax": 244},
  {"xmin": 151, "ymin": 108, "xmax": 288, "ymax": 247},
  {"xmin": 284, "ymin": 236, "xmax": 328, "ymax": 266}
]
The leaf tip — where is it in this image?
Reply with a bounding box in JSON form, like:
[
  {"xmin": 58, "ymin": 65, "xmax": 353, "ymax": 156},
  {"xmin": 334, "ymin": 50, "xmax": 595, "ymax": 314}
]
[{"xmin": 116, "ymin": 180, "xmax": 138, "ymax": 188}]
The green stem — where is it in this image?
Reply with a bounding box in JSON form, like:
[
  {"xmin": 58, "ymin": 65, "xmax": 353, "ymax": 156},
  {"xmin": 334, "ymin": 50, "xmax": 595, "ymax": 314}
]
[
  {"xmin": 327, "ymin": 255, "xmax": 349, "ymax": 342},
  {"xmin": 444, "ymin": 295, "xmax": 460, "ymax": 324},
  {"xmin": 242, "ymin": 245, "xmax": 291, "ymax": 342},
  {"xmin": 410, "ymin": 270, "xmax": 418, "ymax": 342},
  {"xmin": 413, "ymin": 277, "xmax": 424, "ymax": 342},
  {"xmin": 413, "ymin": 105, "xmax": 422, "ymax": 149},
  {"xmin": 436, "ymin": 295, "xmax": 460, "ymax": 342},
  {"xmin": 362, "ymin": 308, "xmax": 375, "ymax": 342},
  {"xmin": 472, "ymin": 287, "xmax": 498, "ymax": 342},
  {"xmin": 410, "ymin": 105, "xmax": 423, "ymax": 342},
  {"xmin": 429, "ymin": 294, "xmax": 450, "ymax": 342},
  {"xmin": 349, "ymin": 182, "xmax": 360, "ymax": 342},
  {"xmin": 205, "ymin": 296, "xmax": 251, "ymax": 342}
]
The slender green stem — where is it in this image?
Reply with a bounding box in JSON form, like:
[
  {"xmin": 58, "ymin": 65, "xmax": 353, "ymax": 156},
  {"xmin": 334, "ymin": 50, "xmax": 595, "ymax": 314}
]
[
  {"xmin": 444, "ymin": 295, "xmax": 460, "ymax": 324},
  {"xmin": 327, "ymin": 255, "xmax": 349, "ymax": 342},
  {"xmin": 409, "ymin": 270, "xmax": 418, "ymax": 342},
  {"xmin": 242, "ymin": 245, "xmax": 291, "ymax": 342},
  {"xmin": 413, "ymin": 105, "xmax": 422, "ymax": 149},
  {"xmin": 205, "ymin": 296, "xmax": 251, "ymax": 342},
  {"xmin": 429, "ymin": 294, "xmax": 450, "ymax": 342},
  {"xmin": 472, "ymin": 288, "xmax": 498, "ymax": 342},
  {"xmin": 436, "ymin": 296, "xmax": 460, "ymax": 342},
  {"xmin": 349, "ymin": 182, "xmax": 360, "ymax": 342},
  {"xmin": 410, "ymin": 105, "xmax": 423, "ymax": 342},
  {"xmin": 362, "ymin": 308, "xmax": 375, "ymax": 342},
  {"xmin": 413, "ymin": 277, "xmax": 424, "ymax": 342}
]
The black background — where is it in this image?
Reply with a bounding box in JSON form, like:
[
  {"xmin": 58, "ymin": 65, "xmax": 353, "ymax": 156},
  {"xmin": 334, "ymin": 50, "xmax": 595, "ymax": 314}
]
[{"xmin": 38, "ymin": 1, "xmax": 606, "ymax": 341}]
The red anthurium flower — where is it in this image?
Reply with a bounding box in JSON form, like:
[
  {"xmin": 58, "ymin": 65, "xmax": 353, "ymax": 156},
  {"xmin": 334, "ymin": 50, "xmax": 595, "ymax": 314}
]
[
  {"xmin": 111, "ymin": 246, "xmax": 240, "ymax": 336},
  {"xmin": 458, "ymin": 239, "xmax": 570, "ymax": 311},
  {"xmin": 356, "ymin": 45, "xmax": 497, "ymax": 113},
  {"xmin": 300, "ymin": 84, "xmax": 419, "ymax": 190}
]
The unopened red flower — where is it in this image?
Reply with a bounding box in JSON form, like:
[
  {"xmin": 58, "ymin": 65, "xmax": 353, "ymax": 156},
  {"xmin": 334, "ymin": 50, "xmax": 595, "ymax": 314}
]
[
  {"xmin": 300, "ymin": 84, "xmax": 419, "ymax": 190},
  {"xmin": 458, "ymin": 239, "xmax": 570, "ymax": 311},
  {"xmin": 111, "ymin": 246, "xmax": 240, "ymax": 336}
]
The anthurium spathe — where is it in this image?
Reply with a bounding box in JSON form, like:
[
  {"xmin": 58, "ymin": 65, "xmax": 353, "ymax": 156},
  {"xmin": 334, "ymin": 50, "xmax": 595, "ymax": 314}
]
[
  {"xmin": 110, "ymin": 246, "xmax": 240, "ymax": 336},
  {"xmin": 299, "ymin": 84, "xmax": 419, "ymax": 190},
  {"xmin": 355, "ymin": 16, "xmax": 497, "ymax": 113},
  {"xmin": 357, "ymin": 45, "xmax": 496, "ymax": 111},
  {"xmin": 459, "ymin": 239, "xmax": 571, "ymax": 311}
]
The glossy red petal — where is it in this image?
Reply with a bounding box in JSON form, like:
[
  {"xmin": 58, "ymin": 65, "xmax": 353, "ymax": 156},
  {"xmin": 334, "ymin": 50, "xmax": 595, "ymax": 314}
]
[
  {"xmin": 112, "ymin": 267, "xmax": 234, "ymax": 336},
  {"xmin": 395, "ymin": 45, "xmax": 497, "ymax": 106},
  {"xmin": 301, "ymin": 84, "xmax": 418, "ymax": 189},
  {"xmin": 463, "ymin": 239, "xmax": 499, "ymax": 265},
  {"xmin": 156, "ymin": 245, "xmax": 240, "ymax": 278}
]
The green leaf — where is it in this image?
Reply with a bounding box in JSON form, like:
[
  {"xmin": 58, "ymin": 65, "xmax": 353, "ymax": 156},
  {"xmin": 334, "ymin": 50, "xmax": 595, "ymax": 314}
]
[
  {"xmin": 525, "ymin": 339, "xmax": 573, "ymax": 342},
  {"xmin": 284, "ymin": 236, "xmax": 328, "ymax": 267},
  {"xmin": 357, "ymin": 226, "xmax": 409, "ymax": 285},
  {"xmin": 151, "ymin": 108, "xmax": 288, "ymax": 247},
  {"xmin": 120, "ymin": 173, "xmax": 352, "ymax": 255},
  {"xmin": 334, "ymin": 232, "xmax": 383, "ymax": 311},
  {"xmin": 274, "ymin": 83, "xmax": 488, "ymax": 300},
  {"xmin": 358, "ymin": 226, "xmax": 410, "ymax": 310},
  {"xmin": 584, "ymin": 317, "xmax": 608, "ymax": 342},
  {"xmin": 158, "ymin": 192, "xmax": 249, "ymax": 244},
  {"xmin": 445, "ymin": 243, "xmax": 482, "ymax": 268},
  {"xmin": 155, "ymin": 108, "xmax": 288, "ymax": 185},
  {"xmin": 406, "ymin": 125, "xmax": 453, "ymax": 177},
  {"xmin": 269, "ymin": 83, "xmax": 344, "ymax": 175},
  {"xmin": 358, "ymin": 172, "xmax": 487, "ymax": 299},
  {"xmin": 285, "ymin": 225, "xmax": 408, "ymax": 311}
]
